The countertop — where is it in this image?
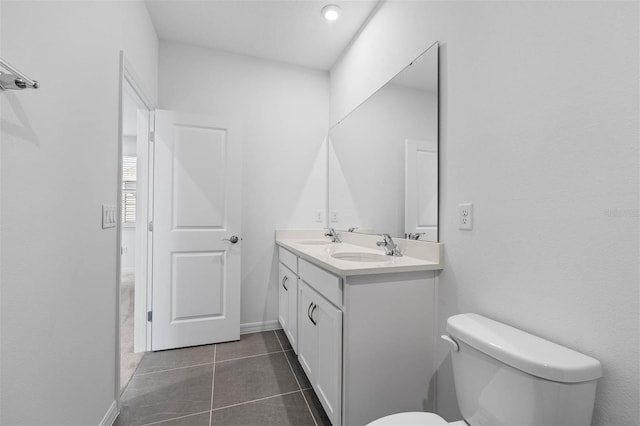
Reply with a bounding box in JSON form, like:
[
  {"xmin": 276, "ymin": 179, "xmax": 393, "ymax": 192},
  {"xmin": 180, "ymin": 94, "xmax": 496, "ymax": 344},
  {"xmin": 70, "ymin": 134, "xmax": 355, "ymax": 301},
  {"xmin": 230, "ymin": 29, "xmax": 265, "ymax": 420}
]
[{"xmin": 275, "ymin": 230, "xmax": 443, "ymax": 277}]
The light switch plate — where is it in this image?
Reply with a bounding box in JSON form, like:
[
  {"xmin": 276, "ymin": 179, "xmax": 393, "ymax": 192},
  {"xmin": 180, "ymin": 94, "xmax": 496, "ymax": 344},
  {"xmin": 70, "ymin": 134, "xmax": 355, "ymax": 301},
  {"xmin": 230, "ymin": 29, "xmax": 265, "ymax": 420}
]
[
  {"xmin": 102, "ymin": 204, "xmax": 117, "ymax": 229},
  {"xmin": 458, "ymin": 203, "xmax": 473, "ymax": 230}
]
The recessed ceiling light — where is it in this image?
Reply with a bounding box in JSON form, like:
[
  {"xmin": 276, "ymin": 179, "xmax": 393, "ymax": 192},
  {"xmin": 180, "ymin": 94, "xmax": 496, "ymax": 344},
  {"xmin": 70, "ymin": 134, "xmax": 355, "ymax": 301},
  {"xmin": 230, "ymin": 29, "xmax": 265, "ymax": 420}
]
[{"xmin": 322, "ymin": 4, "xmax": 342, "ymax": 21}]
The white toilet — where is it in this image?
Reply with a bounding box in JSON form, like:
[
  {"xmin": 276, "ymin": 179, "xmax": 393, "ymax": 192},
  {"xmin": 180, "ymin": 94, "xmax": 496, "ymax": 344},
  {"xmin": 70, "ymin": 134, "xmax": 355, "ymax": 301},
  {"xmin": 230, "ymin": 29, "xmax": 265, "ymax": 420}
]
[{"xmin": 369, "ymin": 313, "xmax": 602, "ymax": 426}]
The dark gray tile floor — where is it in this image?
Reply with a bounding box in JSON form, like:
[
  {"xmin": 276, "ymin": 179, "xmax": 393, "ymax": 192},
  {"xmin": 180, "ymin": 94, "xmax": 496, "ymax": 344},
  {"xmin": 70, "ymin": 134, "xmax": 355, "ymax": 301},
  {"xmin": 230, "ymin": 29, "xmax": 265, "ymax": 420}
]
[{"xmin": 115, "ymin": 330, "xmax": 331, "ymax": 426}]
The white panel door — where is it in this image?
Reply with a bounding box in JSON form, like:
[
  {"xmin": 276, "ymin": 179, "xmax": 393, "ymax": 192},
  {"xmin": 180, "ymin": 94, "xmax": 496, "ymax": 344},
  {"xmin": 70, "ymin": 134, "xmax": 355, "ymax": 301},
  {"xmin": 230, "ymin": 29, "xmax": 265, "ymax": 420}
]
[
  {"xmin": 134, "ymin": 108, "xmax": 151, "ymax": 353},
  {"xmin": 152, "ymin": 110, "xmax": 241, "ymax": 351},
  {"xmin": 286, "ymin": 275, "xmax": 298, "ymax": 354},
  {"xmin": 298, "ymin": 281, "xmax": 318, "ymax": 380},
  {"xmin": 278, "ymin": 264, "xmax": 299, "ymax": 353},
  {"xmin": 315, "ymin": 294, "xmax": 343, "ymax": 426},
  {"xmin": 405, "ymin": 139, "xmax": 438, "ymax": 241},
  {"xmin": 278, "ymin": 264, "xmax": 290, "ymax": 335}
]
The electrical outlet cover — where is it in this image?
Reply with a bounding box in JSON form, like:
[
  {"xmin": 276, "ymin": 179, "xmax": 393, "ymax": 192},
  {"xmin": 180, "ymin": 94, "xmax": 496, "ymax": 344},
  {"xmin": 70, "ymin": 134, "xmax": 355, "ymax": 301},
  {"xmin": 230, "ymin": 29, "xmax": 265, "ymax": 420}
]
[{"xmin": 458, "ymin": 203, "xmax": 473, "ymax": 230}]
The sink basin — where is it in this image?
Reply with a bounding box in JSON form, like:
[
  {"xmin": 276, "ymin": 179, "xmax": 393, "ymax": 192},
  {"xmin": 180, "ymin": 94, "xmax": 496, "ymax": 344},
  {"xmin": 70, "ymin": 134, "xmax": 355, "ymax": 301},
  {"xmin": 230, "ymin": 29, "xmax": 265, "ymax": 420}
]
[
  {"xmin": 331, "ymin": 252, "xmax": 391, "ymax": 262},
  {"xmin": 296, "ymin": 240, "xmax": 332, "ymax": 246}
]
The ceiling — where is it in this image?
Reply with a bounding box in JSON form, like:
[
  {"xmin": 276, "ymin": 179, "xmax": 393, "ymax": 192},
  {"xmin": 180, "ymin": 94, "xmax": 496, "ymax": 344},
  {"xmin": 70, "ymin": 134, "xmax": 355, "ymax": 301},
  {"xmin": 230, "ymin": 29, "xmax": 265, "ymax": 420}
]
[{"xmin": 144, "ymin": 0, "xmax": 380, "ymax": 71}]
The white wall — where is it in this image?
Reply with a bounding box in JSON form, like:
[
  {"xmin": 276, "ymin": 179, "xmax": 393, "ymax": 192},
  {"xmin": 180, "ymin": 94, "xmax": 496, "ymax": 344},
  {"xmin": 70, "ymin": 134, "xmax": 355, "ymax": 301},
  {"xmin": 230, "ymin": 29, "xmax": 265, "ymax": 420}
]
[
  {"xmin": 0, "ymin": 1, "xmax": 158, "ymax": 424},
  {"xmin": 331, "ymin": 1, "xmax": 639, "ymax": 425},
  {"xmin": 159, "ymin": 42, "xmax": 329, "ymax": 328}
]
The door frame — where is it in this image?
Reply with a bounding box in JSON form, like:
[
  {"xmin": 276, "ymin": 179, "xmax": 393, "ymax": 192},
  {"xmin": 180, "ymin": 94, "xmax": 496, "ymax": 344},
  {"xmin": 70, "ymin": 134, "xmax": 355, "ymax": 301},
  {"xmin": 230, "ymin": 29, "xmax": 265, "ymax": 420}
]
[{"xmin": 115, "ymin": 51, "xmax": 156, "ymax": 404}]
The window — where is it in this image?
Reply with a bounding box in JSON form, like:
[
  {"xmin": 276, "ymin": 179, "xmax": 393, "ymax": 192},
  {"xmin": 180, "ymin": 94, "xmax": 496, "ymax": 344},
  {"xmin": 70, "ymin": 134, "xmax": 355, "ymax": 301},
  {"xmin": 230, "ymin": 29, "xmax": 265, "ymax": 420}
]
[{"xmin": 122, "ymin": 156, "xmax": 137, "ymax": 225}]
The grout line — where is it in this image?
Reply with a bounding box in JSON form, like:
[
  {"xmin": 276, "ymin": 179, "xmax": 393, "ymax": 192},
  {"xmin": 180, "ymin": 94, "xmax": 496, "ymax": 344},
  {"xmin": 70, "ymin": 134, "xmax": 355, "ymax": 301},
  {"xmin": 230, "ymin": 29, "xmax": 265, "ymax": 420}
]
[
  {"xmin": 274, "ymin": 329, "xmax": 293, "ymax": 350},
  {"xmin": 272, "ymin": 329, "xmax": 280, "ymax": 344},
  {"xmin": 209, "ymin": 344, "xmax": 216, "ymax": 426},
  {"xmin": 272, "ymin": 329, "xmax": 284, "ymax": 349},
  {"xmin": 212, "ymin": 389, "xmax": 301, "ymax": 412},
  {"xmin": 134, "ymin": 361, "xmax": 214, "ymax": 376},
  {"xmin": 300, "ymin": 388, "xmax": 319, "ymax": 426},
  {"xmin": 274, "ymin": 330, "xmax": 302, "ymax": 389},
  {"xmin": 214, "ymin": 349, "xmax": 283, "ymax": 364},
  {"xmin": 274, "ymin": 330, "xmax": 318, "ymax": 426},
  {"xmin": 140, "ymin": 410, "xmax": 211, "ymax": 426}
]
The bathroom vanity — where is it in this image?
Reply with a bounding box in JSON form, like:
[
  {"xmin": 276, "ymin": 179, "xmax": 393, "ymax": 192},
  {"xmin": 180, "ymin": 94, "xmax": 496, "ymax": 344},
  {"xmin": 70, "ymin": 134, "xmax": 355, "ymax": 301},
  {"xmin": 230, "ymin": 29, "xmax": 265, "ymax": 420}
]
[
  {"xmin": 275, "ymin": 230, "xmax": 443, "ymax": 426},
  {"xmin": 275, "ymin": 40, "xmax": 442, "ymax": 426}
]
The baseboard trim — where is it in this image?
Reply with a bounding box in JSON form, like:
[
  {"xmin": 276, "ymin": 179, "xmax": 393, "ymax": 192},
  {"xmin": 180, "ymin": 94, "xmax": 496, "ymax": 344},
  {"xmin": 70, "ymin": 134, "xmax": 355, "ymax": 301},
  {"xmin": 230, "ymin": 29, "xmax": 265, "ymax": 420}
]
[
  {"xmin": 99, "ymin": 400, "xmax": 119, "ymax": 426},
  {"xmin": 240, "ymin": 320, "xmax": 280, "ymax": 334}
]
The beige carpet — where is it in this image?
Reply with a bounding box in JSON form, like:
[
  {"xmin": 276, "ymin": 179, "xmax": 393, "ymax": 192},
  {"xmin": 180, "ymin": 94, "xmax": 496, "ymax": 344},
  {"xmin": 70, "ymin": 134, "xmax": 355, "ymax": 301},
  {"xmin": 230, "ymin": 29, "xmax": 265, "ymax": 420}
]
[{"xmin": 120, "ymin": 272, "xmax": 144, "ymax": 393}]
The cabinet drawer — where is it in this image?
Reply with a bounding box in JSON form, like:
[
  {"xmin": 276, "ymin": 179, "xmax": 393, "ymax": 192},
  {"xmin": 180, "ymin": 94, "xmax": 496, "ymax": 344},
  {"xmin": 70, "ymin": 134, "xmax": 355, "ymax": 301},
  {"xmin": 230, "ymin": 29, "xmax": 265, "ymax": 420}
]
[
  {"xmin": 279, "ymin": 247, "xmax": 298, "ymax": 274},
  {"xmin": 299, "ymin": 258, "xmax": 342, "ymax": 307}
]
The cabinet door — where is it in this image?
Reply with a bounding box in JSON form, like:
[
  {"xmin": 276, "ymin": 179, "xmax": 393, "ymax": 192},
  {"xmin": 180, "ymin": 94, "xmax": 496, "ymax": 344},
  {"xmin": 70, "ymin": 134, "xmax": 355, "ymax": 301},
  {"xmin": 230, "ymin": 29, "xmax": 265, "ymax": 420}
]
[
  {"xmin": 315, "ymin": 295, "xmax": 343, "ymax": 426},
  {"xmin": 286, "ymin": 276, "xmax": 298, "ymax": 353},
  {"xmin": 278, "ymin": 264, "xmax": 289, "ymax": 332},
  {"xmin": 298, "ymin": 281, "xmax": 317, "ymax": 381}
]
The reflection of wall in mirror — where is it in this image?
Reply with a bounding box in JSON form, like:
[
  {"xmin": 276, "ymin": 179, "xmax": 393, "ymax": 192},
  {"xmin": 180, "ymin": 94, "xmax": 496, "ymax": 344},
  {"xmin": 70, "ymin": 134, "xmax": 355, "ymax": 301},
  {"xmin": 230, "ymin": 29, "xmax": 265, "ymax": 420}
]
[
  {"xmin": 329, "ymin": 82, "xmax": 436, "ymax": 239},
  {"xmin": 405, "ymin": 138, "xmax": 438, "ymax": 241}
]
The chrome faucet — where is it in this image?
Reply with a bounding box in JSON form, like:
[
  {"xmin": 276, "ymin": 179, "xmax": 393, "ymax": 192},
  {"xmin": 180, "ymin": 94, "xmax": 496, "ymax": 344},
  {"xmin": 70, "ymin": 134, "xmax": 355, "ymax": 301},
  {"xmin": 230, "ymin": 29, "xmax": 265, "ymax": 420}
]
[
  {"xmin": 406, "ymin": 232, "xmax": 425, "ymax": 240},
  {"xmin": 376, "ymin": 234, "xmax": 402, "ymax": 256},
  {"xmin": 324, "ymin": 228, "xmax": 341, "ymax": 243}
]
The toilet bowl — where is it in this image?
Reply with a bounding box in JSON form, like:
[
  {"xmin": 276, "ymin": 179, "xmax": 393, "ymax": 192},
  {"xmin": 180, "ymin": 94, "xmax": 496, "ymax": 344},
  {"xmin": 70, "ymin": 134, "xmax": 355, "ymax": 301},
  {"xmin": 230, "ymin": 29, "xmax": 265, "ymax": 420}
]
[
  {"xmin": 368, "ymin": 412, "xmax": 466, "ymax": 425},
  {"xmin": 367, "ymin": 313, "xmax": 602, "ymax": 426}
]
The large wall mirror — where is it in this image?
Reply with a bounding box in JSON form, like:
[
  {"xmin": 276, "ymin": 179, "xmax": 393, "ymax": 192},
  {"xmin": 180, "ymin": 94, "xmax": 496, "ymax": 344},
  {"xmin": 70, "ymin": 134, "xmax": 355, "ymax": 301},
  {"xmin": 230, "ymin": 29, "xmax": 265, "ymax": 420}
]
[{"xmin": 328, "ymin": 42, "xmax": 439, "ymax": 242}]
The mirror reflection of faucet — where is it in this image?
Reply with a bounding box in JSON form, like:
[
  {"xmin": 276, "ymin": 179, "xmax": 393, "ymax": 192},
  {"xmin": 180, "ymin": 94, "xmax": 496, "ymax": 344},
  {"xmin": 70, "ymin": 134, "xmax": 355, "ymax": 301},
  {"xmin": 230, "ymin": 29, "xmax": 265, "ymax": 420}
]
[
  {"xmin": 324, "ymin": 228, "xmax": 342, "ymax": 243},
  {"xmin": 376, "ymin": 234, "xmax": 402, "ymax": 256},
  {"xmin": 406, "ymin": 232, "xmax": 425, "ymax": 240}
]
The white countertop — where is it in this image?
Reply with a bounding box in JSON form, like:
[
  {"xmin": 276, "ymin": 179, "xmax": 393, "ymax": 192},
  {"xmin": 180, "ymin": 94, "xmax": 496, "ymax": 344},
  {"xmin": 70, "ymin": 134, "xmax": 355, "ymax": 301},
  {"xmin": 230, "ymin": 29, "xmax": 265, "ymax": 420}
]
[{"xmin": 275, "ymin": 229, "xmax": 443, "ymax": 277}]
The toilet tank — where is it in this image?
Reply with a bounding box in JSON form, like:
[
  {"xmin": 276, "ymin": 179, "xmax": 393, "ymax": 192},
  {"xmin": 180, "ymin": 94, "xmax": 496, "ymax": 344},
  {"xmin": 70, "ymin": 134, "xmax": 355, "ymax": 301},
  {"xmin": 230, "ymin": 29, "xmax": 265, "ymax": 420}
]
[{"xmin": 446, "ymin": 314, "xmax": 602, "ymax": 426}]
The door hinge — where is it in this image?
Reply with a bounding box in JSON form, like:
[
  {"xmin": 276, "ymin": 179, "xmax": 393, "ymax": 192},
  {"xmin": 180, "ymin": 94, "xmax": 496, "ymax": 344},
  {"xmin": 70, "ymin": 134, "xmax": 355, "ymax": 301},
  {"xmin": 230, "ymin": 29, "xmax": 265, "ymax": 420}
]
[
  {"xmin": 147, "ymin": 311, "xmax": 153, "ymax": 322},
  {"xmin": 149, "ymin": 130, "xmax": 155, "ymax": 142},
  {"xmin": 148, "ymin": 221, "xmax": 153, "ymax": 232}
]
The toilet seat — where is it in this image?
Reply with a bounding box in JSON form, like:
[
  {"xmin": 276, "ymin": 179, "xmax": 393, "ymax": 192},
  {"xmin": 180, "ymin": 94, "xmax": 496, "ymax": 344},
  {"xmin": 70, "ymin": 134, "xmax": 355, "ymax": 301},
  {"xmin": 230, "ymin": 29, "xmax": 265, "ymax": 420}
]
[{"xmin": 367, "ymin": 412, "xmax": 449, "ymax": 426}]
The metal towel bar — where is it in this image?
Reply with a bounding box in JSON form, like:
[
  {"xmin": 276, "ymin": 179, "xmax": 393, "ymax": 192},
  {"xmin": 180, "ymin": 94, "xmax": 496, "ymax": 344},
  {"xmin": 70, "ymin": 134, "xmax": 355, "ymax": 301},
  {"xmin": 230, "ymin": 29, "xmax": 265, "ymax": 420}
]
[{"xmin": 0, "ymin": 56, "xmax": 39, "ymax": 90}]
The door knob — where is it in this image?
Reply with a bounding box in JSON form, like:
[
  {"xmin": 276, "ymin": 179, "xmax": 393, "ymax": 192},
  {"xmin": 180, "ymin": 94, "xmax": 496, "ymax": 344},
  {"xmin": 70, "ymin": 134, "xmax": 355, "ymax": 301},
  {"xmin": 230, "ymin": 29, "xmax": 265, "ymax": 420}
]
[{"xmin": 222, "ymin": 235, "xmax": 240, "ymax": 244}]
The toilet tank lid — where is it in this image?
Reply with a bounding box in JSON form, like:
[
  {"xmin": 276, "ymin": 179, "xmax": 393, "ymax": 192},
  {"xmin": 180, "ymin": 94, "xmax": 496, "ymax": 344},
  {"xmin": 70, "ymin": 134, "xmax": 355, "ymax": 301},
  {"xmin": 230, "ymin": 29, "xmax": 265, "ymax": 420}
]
[{"xmin": 446, "ymin": 313, "xmax": 602, "ymax": 383}]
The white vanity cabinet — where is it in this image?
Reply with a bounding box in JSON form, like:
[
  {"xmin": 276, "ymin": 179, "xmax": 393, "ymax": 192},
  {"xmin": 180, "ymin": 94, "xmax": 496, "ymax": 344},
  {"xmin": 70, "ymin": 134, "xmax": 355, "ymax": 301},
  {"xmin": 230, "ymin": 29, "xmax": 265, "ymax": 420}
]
[
  {"xmin": 278, "ymin": 248, "xmax": 299, "ymax": 353},
  {"xmin": 277, "ymin": 243, "xmax": 438, "ymax": 426},
  {"xmin": 298, "ymin": 277, "xmax": 343, "ymax": 426}
]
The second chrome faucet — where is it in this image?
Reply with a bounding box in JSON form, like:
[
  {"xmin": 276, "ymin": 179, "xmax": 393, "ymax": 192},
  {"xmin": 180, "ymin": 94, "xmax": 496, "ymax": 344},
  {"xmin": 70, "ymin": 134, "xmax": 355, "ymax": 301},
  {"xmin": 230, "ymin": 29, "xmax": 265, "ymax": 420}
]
[
  {"xmin": 377, "ymin": 234, "xmax": 402, "ymax": 256},
  {"xmin": 325, "ymin": 228, "xmax": 341, "ymax": 243}
]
